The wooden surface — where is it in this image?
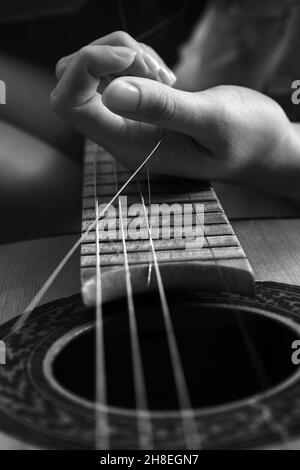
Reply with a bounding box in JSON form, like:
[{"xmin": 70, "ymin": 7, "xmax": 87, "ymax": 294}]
[
  {"xmin": 0, "ymin": 235, "xmax": 80, "ymax": 324},
  {"xmin": 234, "ymin": 218, "xmax": 300, "ymax": 285}
]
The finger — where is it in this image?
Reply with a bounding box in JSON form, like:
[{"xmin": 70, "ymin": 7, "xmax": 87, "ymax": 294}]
[
  {"xmin": 56, "ymin": 31, "xmax": 175, "ymax": 85},
  {"xmin": 50, "ymin": 46, "xmax": 139, "ymax": 150},
  {"xmin": 139, "ymin": 43, "xmax": 176, "ymax": 85},
  {"xmin": 139, "ymin": 43, "xmax": 165, "ymax": 66},
  {"xmin": 56, "ymin": 47, "xmax": 167, "ymax": 85},
  {"xmin": 56, "ymin": 55, "xmax": 73, "ymax": 81},
  {"xmin": 52, "ymin": 45, "xmax": 137, "ymax": 108},
  {"xmin": 55, "ymin": 32, "xmax": 140, "ymax": 80},
  {"xmin": 55, "ymin": 46, "xmax": 149, "ymax": 84},
  {"xmin": 87, "ymin": 31, "xmax": 173, "ymax": 81},
  {"xmin": 102, "ymin": 76, "xmax": 215, "ymax": 144}
]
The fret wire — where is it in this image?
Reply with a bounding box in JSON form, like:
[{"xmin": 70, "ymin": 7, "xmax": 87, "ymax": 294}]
[
  {"xmin": 81, "ymin": 249, "xmax": 247, "ymax": 268},
  {"xmin": 81, "ymin": 236, "xmax": 239, "ymax": 255},
  {"xmin": 82, "ymin": 224, "xmax": 235, "ymax": 243}
]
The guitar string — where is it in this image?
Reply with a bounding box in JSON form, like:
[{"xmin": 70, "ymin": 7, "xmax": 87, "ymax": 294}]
[
  {"xmin": 136, "ymin": 9, "xmax": 291, "ymax": 446},
  {"xmin": 186, "ymin": 188, "xmax": 292, "ymax": 449},
  {"xmin": 146, "ymin": 169, "xmax": 153, "ymax": 285},
  {"xmin": 137, "ymin": 181, "xmax": 202, "ymax": 450},
  {"xmin": 13, "ymin": 137, "xmax": 164, "ymax": 334},
  {"xmin": 12, "ymin": 2, "xmax": 291, "ymax": 449},
  {"xmin": 136, "ymin": 159, "xmax": 202, "ymax": 448},
  {"xmin": 118, "ymin": 6, "xmax": 202, "ymax": 447},
  {"xmin": 14, "ymin": 0, "xmax": 191, "ymax": 331},
  {"xmin": 94, "ymin": 149, "xmax": 110, "ymax": 450},
  {"xmin": 129, "ymin": 2, "xmax": 203, "ymax": 444},
  {"xmin": 234, "ymin": 311, "xmax": 292, "ymax": 448},
  {"xmin": 112, "ymin": 160, "xmax": 154, "ymax": 449},
  {"xmin": 142, "ymin": 159, "xmax": 198, "ymax": 448}
]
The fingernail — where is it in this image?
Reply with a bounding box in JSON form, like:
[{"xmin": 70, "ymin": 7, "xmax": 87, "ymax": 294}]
[
  {"xmin": 113, "ymin": 47, "xmax": 137, "ymax": 63},
  {"xmin": 158, "ymin": 67, "xmax": 176, "ymax": 86},
  {"xmin": 169, "ymin": 70, "xmax": 177, "ymax": 85},
  {"xmin": 103, "ymin": 80, "xmax": 140, "ymax": 112},
  {"xmin": 143, "ymin": 52, "xmax": 161, "ymax": 72}
]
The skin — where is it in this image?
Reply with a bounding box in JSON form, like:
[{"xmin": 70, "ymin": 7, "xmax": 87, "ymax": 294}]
[{"xmin": 51, "ymin": 31, "xmax": 300, "ymax": 202}]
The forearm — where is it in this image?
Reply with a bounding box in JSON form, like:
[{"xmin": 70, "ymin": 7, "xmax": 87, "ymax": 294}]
[{"xmin": 242, "ymin": 122, "xmax": 300, "ymax": 201}]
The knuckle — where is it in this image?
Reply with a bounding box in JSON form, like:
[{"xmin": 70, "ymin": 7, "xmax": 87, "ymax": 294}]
[
  {"xmin": 139, "ymin": 42, "xmax": 149, "ymax": 52},
  {"xmin": 203, "ymin": 87, "xmax": 236, "ymax": 153},
  {"xmin": 49, "ymin": 91, "xmax": 64, "ymax": 116},
  {"xmin": 151, "ymin": 90, "xmax": 176, "ymax": 122},
  {"xmin": 111, "ymin": 30, "xmax": 134, "ymax": 46},
  {"xmin": 77, "ymin": 45, "xmax": 97, "ymax": 63}
]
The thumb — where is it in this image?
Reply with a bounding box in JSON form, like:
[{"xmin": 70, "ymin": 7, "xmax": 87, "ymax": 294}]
[{"xmin": 102, "ymin": 77, "xmax": 216, "ymax": 140}]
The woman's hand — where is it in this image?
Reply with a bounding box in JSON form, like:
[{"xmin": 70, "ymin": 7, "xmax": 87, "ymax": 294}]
[{"xmin": 51, "ymin": 31, "xmax": 300, "ymax": 200}]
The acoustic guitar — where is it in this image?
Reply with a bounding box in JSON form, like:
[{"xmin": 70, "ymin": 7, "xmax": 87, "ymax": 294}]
[{"xmin": 1, "ymin": 137, "xmax": 300, "ymax": 450}]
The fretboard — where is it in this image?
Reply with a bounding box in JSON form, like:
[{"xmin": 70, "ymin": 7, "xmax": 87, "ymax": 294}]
[{"xmin": 81, "ymin": 140, "xmax": 255, "ymax": 306}]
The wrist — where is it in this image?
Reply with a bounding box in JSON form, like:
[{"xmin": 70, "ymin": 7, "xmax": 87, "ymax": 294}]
[{"xmin": 241, "ymin": 122, "xmax": 300, "ymax": 200}]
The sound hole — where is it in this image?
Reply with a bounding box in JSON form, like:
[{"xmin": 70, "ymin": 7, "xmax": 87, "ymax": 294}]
[{"xmin": 52, "ymin": 294, "xmax": 298, "ymax": 411}]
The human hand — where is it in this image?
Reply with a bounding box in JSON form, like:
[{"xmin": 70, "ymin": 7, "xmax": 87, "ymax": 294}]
[{"xmin": 51, "ymin": 31, "xmax": 300, "ymax": 198}]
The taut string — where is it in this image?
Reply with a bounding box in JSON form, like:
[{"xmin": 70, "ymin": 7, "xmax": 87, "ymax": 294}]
[
  {"xmin": 14, "ymin": 137, "xmax": 164, "ymax": 333},
  {"xmin": 14, "ymin": 0, "xmax": 292, "ymax": 449},
  {"xmin": 138, "ymin": 182, "xmax": 202, "ymax": 450},
  {"xmin": 94, "ymin": 151, "xmax": 110, "ymax": 450},
  {"xmin": 113, "ymin": 161, "xmax": 154, "ymax": 449},
  {"xmin": 145, "ymin": 168, "xmax": 153, "ymax": 286},
  {"xmin": 186, "ymin": 188, "xmax": 292, "ymax": 449}
]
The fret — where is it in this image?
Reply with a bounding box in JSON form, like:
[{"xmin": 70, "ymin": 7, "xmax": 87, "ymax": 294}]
[
  {"xmin": 82, "ymin": 202, "xmax": 222, "ymax": 221},
  {"xmin": 82, "ymin": 213, "xmax": 228, "ymax": 232},
  {"xmin": 82, "ymin": 192, "xmax": 218, "ymax": 209},
  {"xmin": 81, "ymin": 235, "xmax": 239, "ymax": 255},
  {"xmin": 81, "ymin": 246, "xmax": 246, "ymax": 267},
  {"xmin": 84, "ymin": 146, "xmax": 114, "ymax": 162},
  {"xmin": 82, "ymin": 223, "xmax": 235, "ymax": 243},
  {"xmin": 84, "ymin": 167, "xmax": 130, "ymax": 176},
  {"xmin": 81, "ymin": 257, "xmax": 252, "ymax": 276}
]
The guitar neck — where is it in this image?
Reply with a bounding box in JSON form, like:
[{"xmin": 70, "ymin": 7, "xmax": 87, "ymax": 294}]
[{"xmin": 80, "ymin": 140, "xmax": 255, "ymax": 305}]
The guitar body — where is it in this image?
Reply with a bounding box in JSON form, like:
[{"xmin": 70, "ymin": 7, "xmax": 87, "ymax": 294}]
[{"xmin": 0, "ymin": 147, "xmax": 300, "ymax": 449}]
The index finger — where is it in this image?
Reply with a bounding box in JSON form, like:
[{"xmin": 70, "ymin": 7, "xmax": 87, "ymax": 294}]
[
  {"xmin": 51, "ymin": 45, "xmax": 137, "ymax": 108},
  {"xmin": 50, "ymin": 45, "xmax": 138, "ymax": 151}
]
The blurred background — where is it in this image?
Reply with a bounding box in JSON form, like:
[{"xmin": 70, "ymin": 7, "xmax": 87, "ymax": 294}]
[
  {"xmin": 0, "ymin": 0, "xmax": 299, "ymax": 242},
  {"xmin": 0, "ymin": 0, "xmax": 205, "ymax": 242},
  {"xmin": 0, "ymin": 0, "xmax": 202, "ymax": 70}
]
